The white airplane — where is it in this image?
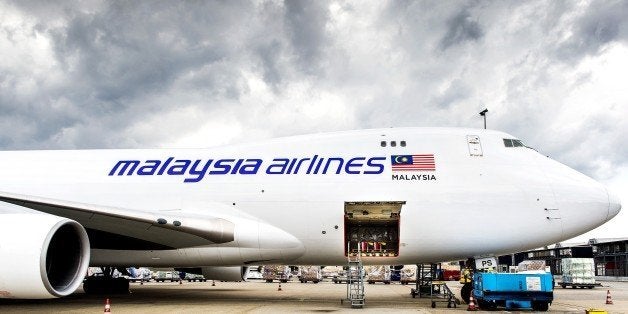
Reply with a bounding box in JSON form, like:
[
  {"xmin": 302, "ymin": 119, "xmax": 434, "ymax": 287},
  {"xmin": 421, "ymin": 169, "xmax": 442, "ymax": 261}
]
[{"xmin": 0, "ymin": 127, "xmax": 621, "ymax": 299}]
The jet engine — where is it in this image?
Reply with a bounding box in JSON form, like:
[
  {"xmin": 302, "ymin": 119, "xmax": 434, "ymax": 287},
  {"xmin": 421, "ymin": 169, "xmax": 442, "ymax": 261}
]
[
  {"xmin": 201, "ymin": 266, "xmax": 249, "ymax": 281},
  {"xmin": 0, "ymin": 213, "xmax": 90, "ymax": 299}
]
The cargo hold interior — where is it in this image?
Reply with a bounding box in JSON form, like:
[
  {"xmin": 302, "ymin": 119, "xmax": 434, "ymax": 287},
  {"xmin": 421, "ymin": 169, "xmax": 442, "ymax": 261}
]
[{"xmin": 344, "ymin": 201, "xmax": 404, "ymax": 257}]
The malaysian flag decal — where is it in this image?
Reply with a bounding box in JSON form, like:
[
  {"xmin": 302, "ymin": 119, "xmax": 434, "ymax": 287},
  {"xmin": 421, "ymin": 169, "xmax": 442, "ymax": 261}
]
[{"xmin": 391, "ymin": 154, "xmax": 435, "ymax": 171}]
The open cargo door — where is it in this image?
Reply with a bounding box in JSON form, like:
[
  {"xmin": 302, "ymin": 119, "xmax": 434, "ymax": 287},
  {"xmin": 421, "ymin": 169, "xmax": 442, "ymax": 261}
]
[{"xmin": 344, "ymin": 201, "xmax": 405, "ymax": 257}]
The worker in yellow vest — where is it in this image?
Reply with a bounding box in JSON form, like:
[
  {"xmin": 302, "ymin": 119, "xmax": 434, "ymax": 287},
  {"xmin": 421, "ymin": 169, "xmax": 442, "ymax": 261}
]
[{"xmin": 459, "ymin": 259, "xmax": 474, "ymax": 304}]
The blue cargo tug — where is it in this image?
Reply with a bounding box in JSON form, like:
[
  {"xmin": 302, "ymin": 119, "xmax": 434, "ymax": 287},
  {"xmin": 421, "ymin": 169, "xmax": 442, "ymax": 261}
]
[{"xmin": 473, "ymin": 272, "xmax": 554, "ymax": 311}]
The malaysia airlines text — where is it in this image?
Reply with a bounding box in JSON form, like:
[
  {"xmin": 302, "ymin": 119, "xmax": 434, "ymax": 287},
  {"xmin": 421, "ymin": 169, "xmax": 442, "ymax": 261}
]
[{"xmin": 108, "ymin": 155, "xmax": 388, "ymax": 183}]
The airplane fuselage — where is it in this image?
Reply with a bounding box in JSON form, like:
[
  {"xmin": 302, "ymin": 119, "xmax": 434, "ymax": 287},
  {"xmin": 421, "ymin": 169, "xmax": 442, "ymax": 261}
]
[{"xmin": 0, "ymin": 128, "xmax": 620, "ymax": 267}]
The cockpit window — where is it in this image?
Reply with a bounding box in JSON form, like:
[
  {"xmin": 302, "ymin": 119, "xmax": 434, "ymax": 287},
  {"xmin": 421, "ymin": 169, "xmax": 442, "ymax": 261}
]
[{"xmin": 503, "ymin": 138, "xmax": 525, "ymax": 148}]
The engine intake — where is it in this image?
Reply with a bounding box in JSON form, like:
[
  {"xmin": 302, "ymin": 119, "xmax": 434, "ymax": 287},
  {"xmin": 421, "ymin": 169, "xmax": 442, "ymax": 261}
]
[{"xmin": 0, "ymin": 212, "xmax": 90, "ymax": 299}]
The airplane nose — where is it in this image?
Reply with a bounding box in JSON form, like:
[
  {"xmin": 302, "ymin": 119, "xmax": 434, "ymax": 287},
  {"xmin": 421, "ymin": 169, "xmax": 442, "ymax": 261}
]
[{"xmin": 608, "ymin": 190, "xmax": 622, "ymax": 220}]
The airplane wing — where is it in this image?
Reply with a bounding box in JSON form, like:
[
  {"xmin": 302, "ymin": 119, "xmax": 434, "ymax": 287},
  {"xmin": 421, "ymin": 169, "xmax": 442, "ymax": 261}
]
[{"xmin": 0, "ymin": 191, "xmax": 235, "ymax": 249}]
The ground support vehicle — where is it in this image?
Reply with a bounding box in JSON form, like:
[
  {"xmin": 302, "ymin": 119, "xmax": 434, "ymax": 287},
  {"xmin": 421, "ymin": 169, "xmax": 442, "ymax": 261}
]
[
  {"xmin": 443, "ymin": 269, "xmax": 461, "ymax": 281},
  {"xmin": 473, "ymin": 272, "xmax": 553, "ymax": 311},
  {"xmin": 153, "ymin": 271, "xmax": 180, "ymax": 282},
  {"xmin": 185, "ymin": 273, "xmax": 207, "ymax": 282}
]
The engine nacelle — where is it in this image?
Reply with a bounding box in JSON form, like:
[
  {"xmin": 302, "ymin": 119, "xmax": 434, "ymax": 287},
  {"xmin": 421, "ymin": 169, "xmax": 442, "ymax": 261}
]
[
  {"xmin": 0, "ymin": 212, "xmax": 90, "ymax": 299},
  {"xmin": 202, "ymin": 266, "xmax": 248, "ymax": 282}
]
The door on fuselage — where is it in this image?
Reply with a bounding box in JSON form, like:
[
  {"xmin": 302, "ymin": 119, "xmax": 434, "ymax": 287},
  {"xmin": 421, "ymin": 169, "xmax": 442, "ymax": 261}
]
[{"xmin": 344, "ymin": 201, "xmax": 405, "ymax": 257}]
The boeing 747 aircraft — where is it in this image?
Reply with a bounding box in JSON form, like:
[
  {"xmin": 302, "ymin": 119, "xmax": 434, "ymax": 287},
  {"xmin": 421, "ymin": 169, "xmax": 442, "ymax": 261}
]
[{"xmin": 0, "ymin": 127, "xmax": 621, "ymax": 299}]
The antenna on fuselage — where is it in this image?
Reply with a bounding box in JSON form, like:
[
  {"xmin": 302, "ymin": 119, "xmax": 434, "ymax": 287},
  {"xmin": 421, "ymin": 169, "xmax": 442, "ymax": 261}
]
[{"xmin": 479, "ymin": 108, "xmax": 488, "ymax": 129}]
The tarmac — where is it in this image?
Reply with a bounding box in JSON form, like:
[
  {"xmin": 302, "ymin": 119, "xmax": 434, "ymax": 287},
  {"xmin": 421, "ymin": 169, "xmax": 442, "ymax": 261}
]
[{"xmin": 0, "ymin": 279, "xmax": 626, "ymax": 313}]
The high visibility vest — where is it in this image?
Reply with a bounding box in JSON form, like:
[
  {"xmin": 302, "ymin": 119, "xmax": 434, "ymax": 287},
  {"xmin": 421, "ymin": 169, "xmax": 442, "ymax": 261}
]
[{"xmin": 459, "ymin": 268, "xmax": 472, "ymax": 284}]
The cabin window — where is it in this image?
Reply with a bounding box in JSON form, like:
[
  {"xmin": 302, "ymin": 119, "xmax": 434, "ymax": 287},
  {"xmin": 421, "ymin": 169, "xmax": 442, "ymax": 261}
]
[
  {"xmin": 391, "ymin": 141, "xmax": 396, "ymax": 147},
  {"xmin": 380, "ymin": 141, "xmax": 386, "ymax": 147},
  {"xmin": 400, "ymin": 141, "xmax": 406, "ymax": 147}
]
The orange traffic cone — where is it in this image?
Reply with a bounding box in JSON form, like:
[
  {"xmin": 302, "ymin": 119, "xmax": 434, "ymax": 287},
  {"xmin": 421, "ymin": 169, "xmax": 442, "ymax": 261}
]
[
  {"xmin": 278, "ymin": 282, "xmax": 282, "ymax": 291},
  {"xmin": 103, "ymin": 298, "xmax": 111, "ymax": 313},
  {"xmin": 606, "ymin": 290, "xmax": 613, "ymax": 305},
  {"xmin": 467, "ymin": 290, "xmax": 478, "ymax": 311}
]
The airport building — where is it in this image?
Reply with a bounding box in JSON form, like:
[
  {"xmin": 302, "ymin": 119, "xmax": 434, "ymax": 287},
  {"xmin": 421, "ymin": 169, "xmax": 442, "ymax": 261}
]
[{"xmin": 498, "ymin": 238, "xmax": 628, "ymax": 278}]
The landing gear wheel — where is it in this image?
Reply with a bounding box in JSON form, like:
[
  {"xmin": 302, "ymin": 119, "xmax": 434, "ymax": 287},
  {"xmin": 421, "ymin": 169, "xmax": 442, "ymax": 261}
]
[
  {"xmin": 431, "ymin": 301, "xmax": 436, "ymax": 308},
  {"xmin": 83, "ymin": 267, "xmax": 130, "ymax": 295},
  {"xmin": 478, "ymin": 300, "xmax": 496, "ymax": 310},
  {"xmin": 83, "ymin": 277, "xmax": 130, "ymax": 295},
  {"xmin": 532, "ymin": 301, "xmax": 549, "ymax": 311},
  {"xmin": 460, "ymin": 283, "xmax": 472, "ymax": 304},
  {"xmin": 411, "ymin": 288, "xmax": 418, "ymax": 298}
]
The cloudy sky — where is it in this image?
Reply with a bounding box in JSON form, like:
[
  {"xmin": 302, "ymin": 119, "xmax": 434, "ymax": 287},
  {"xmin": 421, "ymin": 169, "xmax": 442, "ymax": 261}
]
[{"xmin": 1, "ymin": 0, "xmax": 626, "ymax": 241}]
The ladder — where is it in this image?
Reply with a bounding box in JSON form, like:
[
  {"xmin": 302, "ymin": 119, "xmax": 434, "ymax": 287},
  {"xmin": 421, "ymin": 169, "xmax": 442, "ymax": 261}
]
[
  {"xmin": 346, "ymin": 243, "xmax": 365, "ymax": 308},
  {"xmin": 411, "ymin": 263, "xmax": 440, "ymax": 298}
]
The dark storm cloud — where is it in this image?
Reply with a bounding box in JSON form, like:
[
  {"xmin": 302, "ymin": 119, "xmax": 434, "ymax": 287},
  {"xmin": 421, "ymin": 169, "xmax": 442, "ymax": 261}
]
[
  {"xmin": 1, "ymin": 0, "xmax": 627, "ymax": 185},
  {"xmin": 284, "ymin": 0, "xmax": 330, "ymax": 74},
  {"xmin": 439, "ymin": 8, "xmax": 484, "ymax": 50},
  {"xmin": 432, "ymin": 79, "xmax": 472, "ymax": 109},
  {"xmin": 48, "ymin": 1, "xmax": 243, "ymax": 103},
  {"xmin": 1, "ymin": 1, "xmax": 271, "ymax": 149},
  {"xmin": 256, "ymin": 40, "xmax": 285, "ymax": 86},
  {"xmin": 555, "ymin": 0, "xmax": 628, "ymax": 62}
]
